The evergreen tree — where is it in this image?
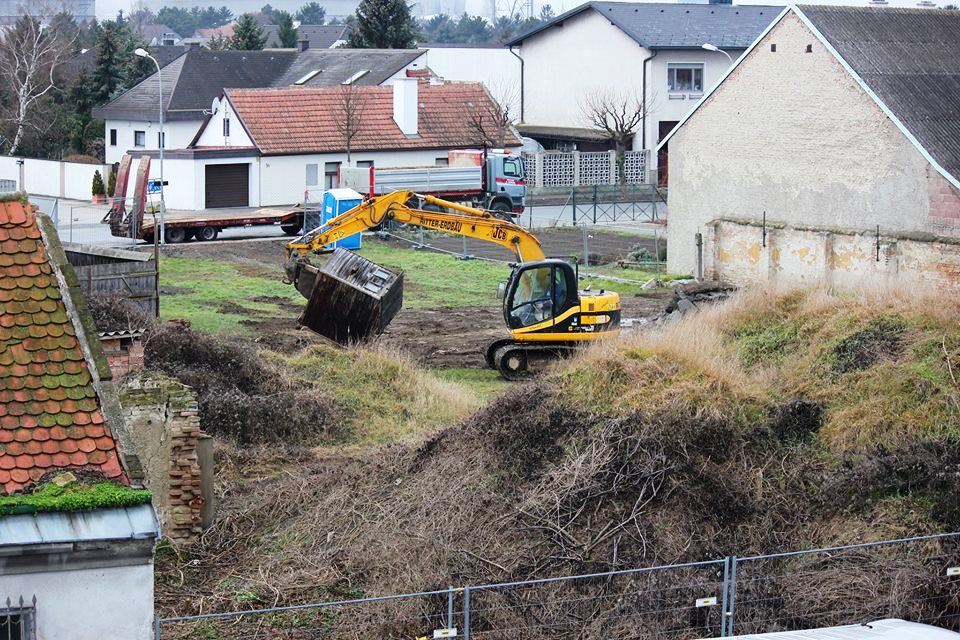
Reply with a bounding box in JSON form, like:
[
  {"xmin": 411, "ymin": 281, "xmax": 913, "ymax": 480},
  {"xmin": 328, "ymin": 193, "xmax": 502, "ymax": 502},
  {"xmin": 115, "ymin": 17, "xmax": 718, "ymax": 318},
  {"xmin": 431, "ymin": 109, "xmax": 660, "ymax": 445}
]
[
  {"xmin": 296, "ymin": 2, "xmax": 326, "ymax": 24},
  {"xmin": 276, "ymin": 12, "xmax": 298, "ymax": 47},
  {"xmin": 347, "ymin": 0, "xmax": 419, "ymax": 48},
  {"xmin": 91, "ymin": 21, "xmax": 126, "ymax": 104},
  {"xmin": 229, "ymin": 13, "xmax": 267, "ymax": 50}
]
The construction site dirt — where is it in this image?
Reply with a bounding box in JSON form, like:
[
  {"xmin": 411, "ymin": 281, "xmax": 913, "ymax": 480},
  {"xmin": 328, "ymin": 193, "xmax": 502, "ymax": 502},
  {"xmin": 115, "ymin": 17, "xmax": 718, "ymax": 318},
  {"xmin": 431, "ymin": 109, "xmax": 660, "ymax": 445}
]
[{"xmin": 155, "ymin": 229, "xmax": 670, "ymax": 368}]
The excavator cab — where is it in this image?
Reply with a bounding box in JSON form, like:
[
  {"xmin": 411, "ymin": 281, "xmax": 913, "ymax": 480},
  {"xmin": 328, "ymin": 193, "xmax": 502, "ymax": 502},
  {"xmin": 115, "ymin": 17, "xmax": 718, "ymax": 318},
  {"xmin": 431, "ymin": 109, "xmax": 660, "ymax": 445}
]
[{"xmin": 504, "ymin": 260, "xmax": 578, "ymax": 330}]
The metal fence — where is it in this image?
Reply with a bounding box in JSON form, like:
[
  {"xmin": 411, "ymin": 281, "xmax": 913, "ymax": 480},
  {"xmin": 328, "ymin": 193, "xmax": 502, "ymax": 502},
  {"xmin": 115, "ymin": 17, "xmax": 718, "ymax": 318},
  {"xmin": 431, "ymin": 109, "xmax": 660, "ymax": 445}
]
[
  {"xmin": 524, "ymin": 183, "xmax": 665, "ymax": 229},
  {"xmin": 156, "ymin": 532, "xmax": 960, "ymax": 639}
]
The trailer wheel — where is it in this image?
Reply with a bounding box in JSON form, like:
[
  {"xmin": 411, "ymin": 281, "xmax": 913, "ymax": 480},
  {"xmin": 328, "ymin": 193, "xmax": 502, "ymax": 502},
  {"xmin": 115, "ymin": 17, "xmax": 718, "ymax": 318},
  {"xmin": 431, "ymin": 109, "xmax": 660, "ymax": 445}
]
[
  {"xmin": 490, "ymin": 200, "xmax": 512, "ymax": 221},
  {"xmin": 281, "ymin": 220, "xmax": 301, "ymax": 235},
  {"xmin": 141, "ymin": 233, "xmax": 154, "ymax": 244},
  {"xmin": 164, "ymin": 227, "xmax": 187, "ymax": 243},
  {"xmin": 196, "ymin": 226, "xmax": 219, "ymax": 241}
]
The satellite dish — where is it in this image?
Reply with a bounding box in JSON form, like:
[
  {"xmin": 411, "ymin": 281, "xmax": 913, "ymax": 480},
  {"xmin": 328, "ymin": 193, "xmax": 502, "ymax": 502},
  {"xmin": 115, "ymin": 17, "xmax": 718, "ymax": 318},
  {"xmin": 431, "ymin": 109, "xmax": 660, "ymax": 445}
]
[{"xmin": 211, "ymin": 97, "xmax": 220, "ymax": 114}]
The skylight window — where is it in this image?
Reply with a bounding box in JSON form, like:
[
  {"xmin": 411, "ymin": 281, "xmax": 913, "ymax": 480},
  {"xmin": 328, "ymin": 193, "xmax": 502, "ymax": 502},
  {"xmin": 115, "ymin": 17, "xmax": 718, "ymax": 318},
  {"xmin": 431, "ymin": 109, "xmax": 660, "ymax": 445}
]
[
  {"xmin": 294, "ymin": 69, "xmax": 321, "ymax": 85},
  {"xmin": 342, "ymin": 69, "xmax": 370, "ymax": 85}
]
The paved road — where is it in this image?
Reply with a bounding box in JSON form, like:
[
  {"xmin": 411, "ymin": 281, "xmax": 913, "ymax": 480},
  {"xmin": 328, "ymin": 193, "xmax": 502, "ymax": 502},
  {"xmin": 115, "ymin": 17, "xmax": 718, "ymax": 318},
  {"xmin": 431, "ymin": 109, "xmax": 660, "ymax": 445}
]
[{"xmin": 34, "ymin": 197, "xmax": 667, "ymax": 248}]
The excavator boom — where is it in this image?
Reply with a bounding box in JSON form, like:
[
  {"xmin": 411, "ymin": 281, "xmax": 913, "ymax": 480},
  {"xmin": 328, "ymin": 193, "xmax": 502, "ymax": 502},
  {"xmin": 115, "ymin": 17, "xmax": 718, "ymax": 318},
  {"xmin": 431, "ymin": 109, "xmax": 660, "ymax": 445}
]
[{"xmin": 286, "ymin": 190, "xmax": 546, "ymax": 263}]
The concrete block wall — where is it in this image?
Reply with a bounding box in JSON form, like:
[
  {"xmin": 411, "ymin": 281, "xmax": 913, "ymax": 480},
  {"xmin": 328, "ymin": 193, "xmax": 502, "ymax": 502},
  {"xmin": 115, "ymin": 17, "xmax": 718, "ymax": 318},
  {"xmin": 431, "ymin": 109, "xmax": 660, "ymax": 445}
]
[
  {"xmin": 119, "ymin": 371, "xmax": 206, "ymax": 542},
  {"xmin": 707, "ymin": 219, "xmax": 960, "ymax": 290}
]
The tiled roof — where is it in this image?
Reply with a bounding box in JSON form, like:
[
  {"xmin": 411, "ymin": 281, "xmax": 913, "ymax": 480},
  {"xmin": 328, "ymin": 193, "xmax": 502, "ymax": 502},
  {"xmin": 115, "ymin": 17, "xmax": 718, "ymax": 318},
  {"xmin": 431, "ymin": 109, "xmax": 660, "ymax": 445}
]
[
  {"xmin": 0, "ymin": 201, "xmax": 126, "ymax": 494},
  {"xmin": 224, "ymin": 83, "xmax": 521, "ymax": 155},
  {"xmin": 507, "ymin": 2, "xmax": 780, "ymax": 49},
  {"xmin": 799, "ymin": 5, "xmax": 960, "ymax": 184}
]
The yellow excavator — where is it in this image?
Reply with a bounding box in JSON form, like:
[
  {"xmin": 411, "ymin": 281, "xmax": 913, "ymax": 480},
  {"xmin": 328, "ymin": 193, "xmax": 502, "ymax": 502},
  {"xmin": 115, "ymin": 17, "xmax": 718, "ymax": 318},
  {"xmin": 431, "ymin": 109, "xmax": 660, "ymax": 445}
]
[{"xmin": 285, "ymin": 190, "xmax": 620, "ymax": 379}]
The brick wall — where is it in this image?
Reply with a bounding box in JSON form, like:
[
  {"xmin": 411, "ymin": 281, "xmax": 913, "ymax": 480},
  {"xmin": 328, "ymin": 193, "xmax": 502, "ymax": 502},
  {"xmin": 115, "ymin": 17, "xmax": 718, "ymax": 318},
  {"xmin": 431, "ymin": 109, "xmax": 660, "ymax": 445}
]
[
  {"xmin": 928, "ymin": 170, "xmax": 960, "ymax": 239},
  {"xmin": 119, "ymin": 371, "xmax": 206, "ymax": 542},
  {"xmin": 100, "ymin": 335, "xmax": 145, "ymax": 380}
]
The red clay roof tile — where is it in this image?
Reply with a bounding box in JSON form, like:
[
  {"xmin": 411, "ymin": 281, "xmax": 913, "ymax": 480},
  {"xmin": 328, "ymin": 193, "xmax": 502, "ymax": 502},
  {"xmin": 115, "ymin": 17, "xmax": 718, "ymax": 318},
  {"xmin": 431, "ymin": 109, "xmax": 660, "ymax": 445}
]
[
  {"xmin": 220, "ymin": 83, "xmax": 521, "ymax": 156},
  {"xmin": 0, "ymin": 201, "xmax": 128, "ymax": 494}
]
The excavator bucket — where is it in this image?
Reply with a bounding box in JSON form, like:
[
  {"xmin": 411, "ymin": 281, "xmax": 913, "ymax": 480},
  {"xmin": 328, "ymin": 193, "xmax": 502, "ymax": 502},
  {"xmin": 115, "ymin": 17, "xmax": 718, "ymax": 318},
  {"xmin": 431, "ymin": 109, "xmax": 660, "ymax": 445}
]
[{"xmin": 297, "ymin": 248, "xmax": 403, "ymax": 344}]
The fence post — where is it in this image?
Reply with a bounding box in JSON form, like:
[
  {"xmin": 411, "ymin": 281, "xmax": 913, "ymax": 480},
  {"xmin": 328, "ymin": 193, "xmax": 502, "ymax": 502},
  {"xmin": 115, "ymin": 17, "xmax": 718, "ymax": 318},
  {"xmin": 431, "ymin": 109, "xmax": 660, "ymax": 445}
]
[
  {"xmin": 447, "ymin": 586, "xmax": 454, "ymax": 629},
  {"xmin": 573, "ymin": 151, "xmax": 581, "ymax": 187},
  {"xmin": 592, "ymin": 185, "xmax": 598, "ymax": 224},
  {"xmin": 719, "ymin": 557, "xmax": 731, "ymax": 637},
  {"xmin": 695, "ymin": 232, "xmax": 703, "ymax": 281},
  {"xmin": 154, "ymin": 616, "xmax": 161, "ymax": 640},
  {"xmin": 726, "ymin": 556, "xmax": 739, "ymax": 637},
  {"xmin": 572, "ymin": 188, "xmax": 577, "ymax": 226},
  {"xmin": 463, "ymin": 586, "xmax": 471, "ymax": 640}
]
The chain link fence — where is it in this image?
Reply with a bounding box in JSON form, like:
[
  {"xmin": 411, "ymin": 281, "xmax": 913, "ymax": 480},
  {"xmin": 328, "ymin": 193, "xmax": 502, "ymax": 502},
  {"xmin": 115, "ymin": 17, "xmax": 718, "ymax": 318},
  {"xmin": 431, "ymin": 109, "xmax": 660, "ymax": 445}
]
[{"xmin": 156, "ymin": 532, "xmax": 960, "ymax": 639}]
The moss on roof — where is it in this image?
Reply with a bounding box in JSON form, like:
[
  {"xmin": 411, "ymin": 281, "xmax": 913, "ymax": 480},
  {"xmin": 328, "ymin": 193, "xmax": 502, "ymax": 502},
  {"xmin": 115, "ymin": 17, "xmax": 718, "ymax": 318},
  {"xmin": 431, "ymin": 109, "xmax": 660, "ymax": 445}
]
[{"xmin": 0, "ymin": 480, "xmax": 151, "ymax": 516}]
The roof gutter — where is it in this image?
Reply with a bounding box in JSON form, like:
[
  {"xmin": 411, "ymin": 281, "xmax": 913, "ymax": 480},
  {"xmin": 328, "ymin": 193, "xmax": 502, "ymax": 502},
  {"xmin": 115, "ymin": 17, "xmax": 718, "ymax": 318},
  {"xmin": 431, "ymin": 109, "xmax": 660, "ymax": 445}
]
[
  {"xmin": 508, "ymin": 44, "xmax": 524, "ymax": 122},
  {"xmin": 641, "ymin": 49, "xmax": 657, "ymax": 152}
]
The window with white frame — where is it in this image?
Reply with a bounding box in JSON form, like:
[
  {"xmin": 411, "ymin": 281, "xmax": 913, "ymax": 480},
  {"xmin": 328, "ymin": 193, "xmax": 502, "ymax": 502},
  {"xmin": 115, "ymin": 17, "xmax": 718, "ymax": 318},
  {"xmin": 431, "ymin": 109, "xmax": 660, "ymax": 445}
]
[
  {"xmin": 134, "ymin": 130, "xmax": 146, "ymax": 147},
  {"xmin": 668, "ymin": 64, "xmax": 704, "ymax": 93}
]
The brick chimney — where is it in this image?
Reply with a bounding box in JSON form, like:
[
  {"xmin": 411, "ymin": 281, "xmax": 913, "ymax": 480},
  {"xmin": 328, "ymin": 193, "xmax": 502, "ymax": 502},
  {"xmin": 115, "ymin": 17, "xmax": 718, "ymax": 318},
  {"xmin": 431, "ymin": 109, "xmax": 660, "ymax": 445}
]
[
  {"xmin": 298, "ymin": 38, "xmax": 309, "ymax": 52},
  {"xmin": 393, "ymin": 77, "xmax": 418, "ymax": 137}
]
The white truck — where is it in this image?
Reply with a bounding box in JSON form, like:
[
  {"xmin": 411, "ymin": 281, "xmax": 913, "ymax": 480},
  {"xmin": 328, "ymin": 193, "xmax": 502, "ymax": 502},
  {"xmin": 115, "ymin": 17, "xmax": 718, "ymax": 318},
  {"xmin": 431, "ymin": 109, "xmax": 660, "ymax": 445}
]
[
  {"xmin": 339, "ymin": 150, "xmax": 526, "ymax": 215},
  {"xmin": 724, "ymin": 619, "xmax": 959, "ymax": 639}
]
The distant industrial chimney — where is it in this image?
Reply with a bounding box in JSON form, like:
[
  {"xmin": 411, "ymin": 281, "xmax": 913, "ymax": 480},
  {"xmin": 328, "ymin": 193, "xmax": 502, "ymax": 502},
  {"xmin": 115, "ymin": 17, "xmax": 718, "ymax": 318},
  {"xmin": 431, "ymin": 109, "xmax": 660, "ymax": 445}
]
[{"xmin": 393, "ymin": 78, "xmax": 419, "ymax": 137}]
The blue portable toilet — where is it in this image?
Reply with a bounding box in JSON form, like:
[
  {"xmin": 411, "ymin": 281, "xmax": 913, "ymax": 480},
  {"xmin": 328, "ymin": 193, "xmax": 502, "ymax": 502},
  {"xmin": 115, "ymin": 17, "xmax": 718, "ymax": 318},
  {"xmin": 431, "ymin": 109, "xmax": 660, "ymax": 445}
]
[{"xmin": 321, "ymin": 188, "xmax": 363, "ymax": 250}]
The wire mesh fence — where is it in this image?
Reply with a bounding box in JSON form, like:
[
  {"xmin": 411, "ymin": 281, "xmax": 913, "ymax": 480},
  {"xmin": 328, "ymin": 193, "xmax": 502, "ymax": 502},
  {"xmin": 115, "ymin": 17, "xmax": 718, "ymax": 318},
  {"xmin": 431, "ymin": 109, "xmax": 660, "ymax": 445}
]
[
  {"xmin": 728, "ymin": 533, "xmax": 960, "ymax": 636},
  {"xmin": 524, "ymin": 183, "xmax": 665, "ymax": 229},
  {"xmin": 465, "ymin": 560, "xmax": 727, "ymax": 640},
  {"xmin": 156, "ymin": 533, "xmax": 960, "ymax": 639}
]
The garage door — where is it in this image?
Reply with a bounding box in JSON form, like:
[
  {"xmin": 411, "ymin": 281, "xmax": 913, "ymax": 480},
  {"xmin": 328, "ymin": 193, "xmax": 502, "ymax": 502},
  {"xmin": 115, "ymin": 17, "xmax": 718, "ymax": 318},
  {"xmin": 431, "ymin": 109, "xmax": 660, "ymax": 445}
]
[{"xmin": 205, "ymin": 163, "xmax": 249, "ymax": 208}]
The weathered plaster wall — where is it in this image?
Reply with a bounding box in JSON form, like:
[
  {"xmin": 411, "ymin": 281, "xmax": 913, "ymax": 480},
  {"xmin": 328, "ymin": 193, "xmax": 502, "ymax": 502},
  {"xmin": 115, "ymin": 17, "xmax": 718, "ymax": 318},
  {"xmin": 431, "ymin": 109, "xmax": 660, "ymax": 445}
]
[
  {"xmin": 119, "ymin": 371, "xmax": 204, "ymax": 541},
  {"xmin": 706, "ymin": 219, "xmax": 960, "ymax": 289},
  {"xmin": 667, "ymin": 12, "xmax": 949, "ymax": 277},
  {"xmin": 0, "ymin": 564, "xmax": 154, "ymax": 640}
]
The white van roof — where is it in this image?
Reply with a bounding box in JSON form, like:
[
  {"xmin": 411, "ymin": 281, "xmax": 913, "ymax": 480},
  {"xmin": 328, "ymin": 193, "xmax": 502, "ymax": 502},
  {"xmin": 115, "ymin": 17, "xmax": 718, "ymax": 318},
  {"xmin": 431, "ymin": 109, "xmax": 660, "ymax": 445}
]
[{"xmin": 727, "ymin": 619, "xmax": 959, "ymax": 639}]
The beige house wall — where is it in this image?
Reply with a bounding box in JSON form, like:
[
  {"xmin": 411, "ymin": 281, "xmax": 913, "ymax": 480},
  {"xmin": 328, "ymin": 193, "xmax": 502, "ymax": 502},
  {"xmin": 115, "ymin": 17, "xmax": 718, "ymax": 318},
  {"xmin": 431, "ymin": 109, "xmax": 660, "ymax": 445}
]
[{"xmin": 666, "ymin": 12, "xmax": 956, "ymax": 279}]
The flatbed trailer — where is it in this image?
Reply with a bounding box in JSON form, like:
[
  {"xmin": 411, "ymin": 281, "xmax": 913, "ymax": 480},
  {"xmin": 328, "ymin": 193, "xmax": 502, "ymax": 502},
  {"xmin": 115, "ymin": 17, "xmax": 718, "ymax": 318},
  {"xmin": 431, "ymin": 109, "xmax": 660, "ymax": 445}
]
[
  {"xmin": 133, "ymin": 207, "xmax": 302, "ymax": 243},
  {"xmin": 103, "ymin": 154, "xmax": 303, "ymax": 243}
]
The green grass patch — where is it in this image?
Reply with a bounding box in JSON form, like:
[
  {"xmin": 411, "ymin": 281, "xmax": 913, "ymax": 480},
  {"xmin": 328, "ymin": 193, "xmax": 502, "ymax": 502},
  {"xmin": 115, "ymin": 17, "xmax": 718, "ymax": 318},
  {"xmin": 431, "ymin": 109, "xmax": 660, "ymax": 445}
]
[
  {"xmin": 159, "ymin": 257, "xmax": 300, "ymax": 334},
  {"xmin": 0, "ymin": 481, "xmax": 151, "ymax": 516},
  {"xmin": 434, "ymin": 367, "xmax": 510, "ymax": 401},
  {"xmin": 265, "ymin": 345, "xmax": 480, "ymax": 445}
]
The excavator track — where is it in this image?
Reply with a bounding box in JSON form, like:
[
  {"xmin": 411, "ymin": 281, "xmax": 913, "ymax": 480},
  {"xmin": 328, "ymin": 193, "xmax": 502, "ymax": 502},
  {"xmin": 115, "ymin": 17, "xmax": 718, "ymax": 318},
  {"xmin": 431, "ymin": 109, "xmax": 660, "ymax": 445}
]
[{"xmin": 485, "ymin": 339, "xmax": 578, "ymax": 381}]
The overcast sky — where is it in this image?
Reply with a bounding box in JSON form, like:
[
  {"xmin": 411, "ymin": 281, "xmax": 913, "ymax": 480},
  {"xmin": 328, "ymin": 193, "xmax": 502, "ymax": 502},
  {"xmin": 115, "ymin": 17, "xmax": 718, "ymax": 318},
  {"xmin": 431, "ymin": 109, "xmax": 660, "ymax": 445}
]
[{"xmin": 95, "ymin": 0, "xmax": 936, "ymax": 22}]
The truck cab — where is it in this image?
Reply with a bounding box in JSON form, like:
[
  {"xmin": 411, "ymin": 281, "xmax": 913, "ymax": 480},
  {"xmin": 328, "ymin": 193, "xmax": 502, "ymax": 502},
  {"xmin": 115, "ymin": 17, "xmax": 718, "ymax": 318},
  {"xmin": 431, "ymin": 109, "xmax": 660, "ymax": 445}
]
[{"xmin": 483, "ymin": 151, "xmax": 526, "ymax": 214}]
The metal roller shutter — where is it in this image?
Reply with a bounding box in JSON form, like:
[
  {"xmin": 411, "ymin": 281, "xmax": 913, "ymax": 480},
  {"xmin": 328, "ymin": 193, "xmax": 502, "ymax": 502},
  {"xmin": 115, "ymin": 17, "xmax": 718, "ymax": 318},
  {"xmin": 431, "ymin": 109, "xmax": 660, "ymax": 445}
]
[{"xmin": 205, "ymin": 163, "xmax": 249, "ymax": 208}]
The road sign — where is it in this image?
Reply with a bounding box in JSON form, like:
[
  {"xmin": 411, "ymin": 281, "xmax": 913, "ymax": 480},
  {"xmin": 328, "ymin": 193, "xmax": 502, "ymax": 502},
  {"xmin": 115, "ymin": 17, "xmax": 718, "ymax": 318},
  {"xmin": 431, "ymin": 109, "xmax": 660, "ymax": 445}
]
[{"xmin": 147, "ymin": 179, "xmax": 168, "ymax": 194}]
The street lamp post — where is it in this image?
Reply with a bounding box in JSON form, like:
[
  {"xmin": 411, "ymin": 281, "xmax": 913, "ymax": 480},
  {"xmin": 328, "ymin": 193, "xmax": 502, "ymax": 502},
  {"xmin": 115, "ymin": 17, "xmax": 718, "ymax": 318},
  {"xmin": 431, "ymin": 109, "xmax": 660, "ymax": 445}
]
[
  {"xmin": 134, "ymin": 47, "xmax": 165, "ymax": 245},
  {"xmin": 701, "ymin": 42, "xmax": 734, "ymax": 65}
]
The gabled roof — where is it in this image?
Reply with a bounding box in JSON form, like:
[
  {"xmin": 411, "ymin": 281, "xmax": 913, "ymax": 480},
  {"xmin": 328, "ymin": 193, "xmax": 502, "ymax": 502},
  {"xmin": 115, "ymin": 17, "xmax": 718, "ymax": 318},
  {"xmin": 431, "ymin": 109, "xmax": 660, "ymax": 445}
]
[
  {"xmin": 94, "ymin": 49, "xmax": 299, "ymax": 122},
  {"xmin": 263, "ymin": 24, "xmax": 347, "ymax": 49},
  {"xmin": 657, "ymin": 6, "xmax": 960, "ymax": 190},
  {"xmin": 799, "ymin": 5, "xmax": 960, "ymax": 187},
  {"xmin": 220, "ymin": 83, "xmax": 521, "ymax": 155},
  {"xmin": 0, "ymin": 201, "xmax": 126, "ymax": 494},
  {"xmin": 60, "ymin": 45, "xmax": 185, "ymax": 88},
  {"xmin": 272, "ymin": 49, "xmax": 425, "ymax": 87},
  {"xmin": 506, "ymin": 1, "xmax": 780, "ymax": 49}
]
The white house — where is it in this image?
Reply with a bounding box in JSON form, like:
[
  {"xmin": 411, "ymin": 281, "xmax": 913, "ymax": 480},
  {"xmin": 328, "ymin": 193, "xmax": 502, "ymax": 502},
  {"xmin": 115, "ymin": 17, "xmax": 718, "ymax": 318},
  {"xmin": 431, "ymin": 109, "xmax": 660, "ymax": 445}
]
[
  {"xmin": 0, "ymin": 201, "xmax": 160, "ymax": 639},
  {"xmin": 95, "ymin": 47, "xmax": 429, "ymax": 165},
  {"xmin": 131, "ymin": 78, "xmax": 521, "ymax": 210},
  {"xmin": 505, "ymin": 1, "xmax": 779, "ymax": 160},
  {"xmin": 660, "ymin": 5, "xmax": 960, "ymax": 289},
  {"xmin": 417, "ymin": 44, "xmax": 522, "ymax": 119}
]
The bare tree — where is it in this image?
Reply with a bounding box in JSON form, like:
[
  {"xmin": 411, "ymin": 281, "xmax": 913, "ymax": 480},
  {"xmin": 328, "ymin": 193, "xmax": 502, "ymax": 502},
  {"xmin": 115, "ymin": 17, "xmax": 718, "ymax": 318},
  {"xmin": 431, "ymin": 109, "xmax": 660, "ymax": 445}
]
[
  {"xmin": 334, "ymin": 83, "xmax": 366, "ymax": 165},
  {"xmin": 580, "ymin": 89, "xmax": 649, "ymax": 183},
  {"xmin": 0, "ymin": 14, "xmax": 75, "ymax": 156},
  {"xmin": 469, "ymin": 81, "xmax": 518, "ymax": 148}
]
